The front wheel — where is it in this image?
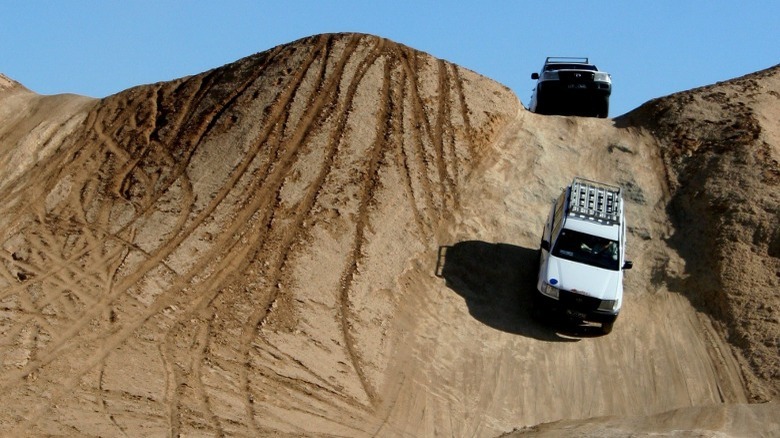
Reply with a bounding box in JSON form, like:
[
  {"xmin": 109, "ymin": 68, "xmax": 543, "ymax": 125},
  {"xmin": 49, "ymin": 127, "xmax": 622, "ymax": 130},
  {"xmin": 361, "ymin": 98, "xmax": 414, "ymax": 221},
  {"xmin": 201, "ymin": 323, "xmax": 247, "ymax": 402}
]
[
  {"xmin": 596, "ymin": 96, "xmax": 609, "ymax": 118},
  {"xmin": 531, "ymin": 292, "xmax": 550, "ymax": 322}
]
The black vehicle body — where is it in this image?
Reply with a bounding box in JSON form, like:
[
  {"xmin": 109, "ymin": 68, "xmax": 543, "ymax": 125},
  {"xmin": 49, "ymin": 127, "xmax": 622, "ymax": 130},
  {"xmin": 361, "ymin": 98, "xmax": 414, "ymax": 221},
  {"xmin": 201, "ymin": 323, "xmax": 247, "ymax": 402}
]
[{"xmin": 529, "ymin": 57, "xmax": 611, "ymax": 118}]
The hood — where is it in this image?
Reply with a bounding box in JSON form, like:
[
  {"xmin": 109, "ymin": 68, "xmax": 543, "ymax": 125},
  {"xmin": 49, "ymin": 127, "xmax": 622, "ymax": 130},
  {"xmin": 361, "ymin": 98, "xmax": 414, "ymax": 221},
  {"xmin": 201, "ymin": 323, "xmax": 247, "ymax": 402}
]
[{"xmin": 545, "ymin": 255, "xmax": 622, "ymax": 301}]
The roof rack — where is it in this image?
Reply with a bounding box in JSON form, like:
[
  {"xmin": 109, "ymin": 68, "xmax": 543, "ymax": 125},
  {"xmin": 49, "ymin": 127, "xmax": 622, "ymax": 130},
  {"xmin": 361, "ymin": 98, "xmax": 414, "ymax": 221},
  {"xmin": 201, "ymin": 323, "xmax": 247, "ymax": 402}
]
[
  {"xmin": 568, "ymin": 177, "xmax": 621, "ymax": 225},
  {"xmin": 546, "ymin": 56, "xmax": 589, "ymax": 64}
]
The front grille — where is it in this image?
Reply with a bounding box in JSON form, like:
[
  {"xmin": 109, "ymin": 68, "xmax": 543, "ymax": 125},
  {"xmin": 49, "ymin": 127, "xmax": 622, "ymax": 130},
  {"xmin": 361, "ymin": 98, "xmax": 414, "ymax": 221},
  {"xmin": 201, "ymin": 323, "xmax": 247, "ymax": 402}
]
[
  {"xmin": 559, "ymin": 71, "xmax": 595, "ymax": 82},
  {"xmin": 559, "ymin": 290, "xmax": 601, "ymax": 311}
]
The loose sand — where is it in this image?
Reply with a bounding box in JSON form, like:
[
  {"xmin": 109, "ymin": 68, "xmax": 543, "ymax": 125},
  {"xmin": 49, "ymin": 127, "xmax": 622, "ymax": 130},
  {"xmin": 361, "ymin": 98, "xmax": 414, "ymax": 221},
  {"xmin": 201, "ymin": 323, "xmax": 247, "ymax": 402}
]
[{"xmin": 0, "ymin": 34, "xmax": 777, "ymax": 436}]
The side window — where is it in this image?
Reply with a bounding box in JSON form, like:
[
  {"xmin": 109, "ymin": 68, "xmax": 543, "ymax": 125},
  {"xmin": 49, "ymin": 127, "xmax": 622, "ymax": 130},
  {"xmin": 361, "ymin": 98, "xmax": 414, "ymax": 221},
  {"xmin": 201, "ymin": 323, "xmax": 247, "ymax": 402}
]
[{"xmin": 551, "ymin": 189, "xmax": 567, "ymax": 240}]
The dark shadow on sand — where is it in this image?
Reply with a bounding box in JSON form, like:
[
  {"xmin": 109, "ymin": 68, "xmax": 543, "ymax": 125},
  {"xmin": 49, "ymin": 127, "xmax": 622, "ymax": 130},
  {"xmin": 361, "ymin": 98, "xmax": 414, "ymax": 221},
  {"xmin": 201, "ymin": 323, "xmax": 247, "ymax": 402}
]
[{"xmin": 436, "ymin": 240, "xmax": 579, "ymax": 342}]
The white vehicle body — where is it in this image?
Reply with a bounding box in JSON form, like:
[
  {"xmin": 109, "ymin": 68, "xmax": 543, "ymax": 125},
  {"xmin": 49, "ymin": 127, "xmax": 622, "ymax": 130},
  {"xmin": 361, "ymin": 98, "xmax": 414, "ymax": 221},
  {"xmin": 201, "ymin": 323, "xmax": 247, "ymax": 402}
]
[{"xmin": 536, "ymin": 177, "xmax": 632, "ymax": 333}]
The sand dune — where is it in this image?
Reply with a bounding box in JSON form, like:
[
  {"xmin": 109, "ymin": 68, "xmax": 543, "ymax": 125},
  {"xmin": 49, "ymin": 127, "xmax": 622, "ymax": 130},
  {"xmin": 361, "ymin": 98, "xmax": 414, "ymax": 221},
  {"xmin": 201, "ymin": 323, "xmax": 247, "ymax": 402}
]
[{"xmin": 0, "ymin": 33, "xmax": 777, "ymax": 436}]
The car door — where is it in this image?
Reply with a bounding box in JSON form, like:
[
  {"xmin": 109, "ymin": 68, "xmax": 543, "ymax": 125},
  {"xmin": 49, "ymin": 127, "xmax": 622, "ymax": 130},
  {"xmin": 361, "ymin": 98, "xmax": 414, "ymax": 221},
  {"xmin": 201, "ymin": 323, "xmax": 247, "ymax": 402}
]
[{"xmin": 538, "ymin": 189, "xmax": 567, "ymax": 284}]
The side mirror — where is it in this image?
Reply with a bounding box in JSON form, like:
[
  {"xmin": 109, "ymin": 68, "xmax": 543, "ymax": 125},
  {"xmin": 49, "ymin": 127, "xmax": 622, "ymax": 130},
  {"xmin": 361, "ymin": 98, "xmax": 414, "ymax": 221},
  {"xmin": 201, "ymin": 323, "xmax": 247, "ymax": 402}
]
[
  {"xmin": 540, "ymin": 240, "xmax": 550, "ymax": 251},
  {"xmin": 623, "ymin": 261, "xmax": 633, "ymax": 270},
  {"xmin": 531, "ymin": 72, "xmax": 539, "ymax": 80}
]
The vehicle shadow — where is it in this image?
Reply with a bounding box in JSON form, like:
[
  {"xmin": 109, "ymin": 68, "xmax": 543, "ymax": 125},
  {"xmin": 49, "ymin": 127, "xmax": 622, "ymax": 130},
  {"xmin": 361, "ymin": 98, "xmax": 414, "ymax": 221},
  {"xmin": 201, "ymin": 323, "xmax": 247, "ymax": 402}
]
[{"xmin": 436, "ymin": 240, "xmax": 579, "ymax": 342}]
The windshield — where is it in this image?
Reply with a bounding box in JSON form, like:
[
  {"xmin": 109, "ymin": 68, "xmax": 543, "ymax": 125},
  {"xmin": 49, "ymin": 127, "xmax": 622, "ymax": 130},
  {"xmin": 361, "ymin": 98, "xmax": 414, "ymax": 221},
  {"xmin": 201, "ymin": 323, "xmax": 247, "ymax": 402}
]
[{"xmin": 552, "ymin": 229, "xmax": 619, "ymax": 270}]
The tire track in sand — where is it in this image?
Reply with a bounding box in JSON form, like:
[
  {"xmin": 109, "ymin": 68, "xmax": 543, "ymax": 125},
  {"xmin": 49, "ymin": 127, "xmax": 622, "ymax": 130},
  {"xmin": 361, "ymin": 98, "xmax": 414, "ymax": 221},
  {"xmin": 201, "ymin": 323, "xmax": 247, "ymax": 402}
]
[
  {"xmin": 1, "ymin": 33, "xmax": 518, "ymax": 436},
  {"xmin": 335, "ymin": 40, "xmax": 396, "ymax": 409},
  {"xmin": 0, "ymin": 40, "xmax": 292, "ymax": 436},
  {"xmin": 230, "ymin": 35, "xmax": 381, "ymax": 431}
]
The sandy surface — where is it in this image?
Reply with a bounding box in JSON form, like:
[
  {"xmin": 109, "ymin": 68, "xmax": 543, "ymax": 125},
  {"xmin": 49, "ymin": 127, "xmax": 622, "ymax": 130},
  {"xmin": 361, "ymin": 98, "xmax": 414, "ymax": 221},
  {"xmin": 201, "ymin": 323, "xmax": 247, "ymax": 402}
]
[{"xmin": 0, "ymin": 34, "xmax": 778, "ymax": 436}]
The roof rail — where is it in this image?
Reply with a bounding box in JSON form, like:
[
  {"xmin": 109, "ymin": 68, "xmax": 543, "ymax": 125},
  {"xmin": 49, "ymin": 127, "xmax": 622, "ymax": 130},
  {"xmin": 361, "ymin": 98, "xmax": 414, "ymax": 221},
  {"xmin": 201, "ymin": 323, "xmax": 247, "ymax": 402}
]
[
  {"xmin": 545, "ymin": 56, "xmax": 589, "ymax": 64},
  {"xmin": 568, "ymin": 177, "xmax": 621, "ymax": 224}
]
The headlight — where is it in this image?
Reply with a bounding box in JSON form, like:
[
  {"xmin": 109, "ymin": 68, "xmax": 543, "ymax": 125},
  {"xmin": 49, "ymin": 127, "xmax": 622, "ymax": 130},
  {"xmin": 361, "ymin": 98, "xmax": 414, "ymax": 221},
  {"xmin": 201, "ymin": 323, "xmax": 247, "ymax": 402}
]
[
  {"xmin": 598, "ymin": 299, "xmax": 620, "ymax": 312},
  {"xmin": 594, "ymin": 72, "xmax": 611, "ymax": 83},
  {"xmin": 542, "ymin": 71, "xmax": 560, "ymax": 80},
  {"xmin": 542, "ymin": 283, "xmax": 560, "ymax": 299}
]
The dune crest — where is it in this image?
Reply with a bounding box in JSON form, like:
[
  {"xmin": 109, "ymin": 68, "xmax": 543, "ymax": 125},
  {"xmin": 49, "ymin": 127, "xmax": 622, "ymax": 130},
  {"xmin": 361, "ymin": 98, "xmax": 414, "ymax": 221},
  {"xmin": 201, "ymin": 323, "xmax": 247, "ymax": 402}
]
[{"xmin": 0, "ymin": 34, "xmax": 777, "ymax": 436}]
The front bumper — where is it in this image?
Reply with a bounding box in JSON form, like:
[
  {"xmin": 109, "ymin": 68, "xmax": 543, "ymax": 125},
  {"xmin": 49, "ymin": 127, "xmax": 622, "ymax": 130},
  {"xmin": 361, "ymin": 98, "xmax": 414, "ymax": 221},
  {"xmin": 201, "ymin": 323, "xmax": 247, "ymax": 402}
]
[
  {"xmin": 534, "ymin": 288, "xmax": 618, "ymax": 324},
  {"xmin": 533, "ymin": 82, "xmax": 611, "ymax": 116},
  {"xmin": 538, "ymin": 81, "xmax": 612, "ymax": 96}
]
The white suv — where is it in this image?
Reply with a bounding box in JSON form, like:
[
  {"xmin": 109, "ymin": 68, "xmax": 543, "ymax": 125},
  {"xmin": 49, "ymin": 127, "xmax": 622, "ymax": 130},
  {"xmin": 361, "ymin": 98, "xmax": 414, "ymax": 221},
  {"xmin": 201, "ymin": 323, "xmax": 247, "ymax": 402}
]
[
  {"xmin": 529, "ymin": 57, "xmax": 612, "ymax": 118},
  {"xmin": 536, "ymin": 177, "xmax": 632, "ymax": 334}
]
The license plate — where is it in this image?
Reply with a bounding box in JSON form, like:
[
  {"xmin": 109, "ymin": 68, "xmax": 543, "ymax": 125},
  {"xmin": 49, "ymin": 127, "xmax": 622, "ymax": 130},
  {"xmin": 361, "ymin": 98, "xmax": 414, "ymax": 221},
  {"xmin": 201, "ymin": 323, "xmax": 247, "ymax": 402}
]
[
  {"xmin": 568, "ymin": 84, "xmax": 587, "ymax": 89},
  {"xmin": 566, "ymin": 309, "xmax": 587, "ymax": 319}
]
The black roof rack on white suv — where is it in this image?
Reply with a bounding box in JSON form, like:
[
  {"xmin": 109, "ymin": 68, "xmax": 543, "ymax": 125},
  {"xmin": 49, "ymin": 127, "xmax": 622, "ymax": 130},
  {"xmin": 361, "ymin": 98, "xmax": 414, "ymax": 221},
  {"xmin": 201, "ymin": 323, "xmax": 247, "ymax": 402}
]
[
  {"xmin": 568, "ymin": 177, "xmax": 622, "ymax": 225},
  {"xmin": 545, "ymin": 56, "xmax": 589, "ymax": 64}
]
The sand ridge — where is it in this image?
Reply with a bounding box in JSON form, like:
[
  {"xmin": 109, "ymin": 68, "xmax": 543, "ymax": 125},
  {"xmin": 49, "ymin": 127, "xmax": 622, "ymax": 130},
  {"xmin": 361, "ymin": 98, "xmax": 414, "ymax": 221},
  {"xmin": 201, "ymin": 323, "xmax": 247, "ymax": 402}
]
[{"xmin": 0, "ymin": 33, "xmax": 777, "ymax": 436}]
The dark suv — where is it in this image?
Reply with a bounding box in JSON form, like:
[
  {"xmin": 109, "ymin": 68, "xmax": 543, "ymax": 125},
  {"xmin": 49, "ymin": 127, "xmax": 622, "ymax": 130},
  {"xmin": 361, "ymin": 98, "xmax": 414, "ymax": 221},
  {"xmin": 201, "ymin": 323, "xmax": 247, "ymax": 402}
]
[{"xmin": 529, "ymin": 57, "xmax": 611, "ymax": 118}]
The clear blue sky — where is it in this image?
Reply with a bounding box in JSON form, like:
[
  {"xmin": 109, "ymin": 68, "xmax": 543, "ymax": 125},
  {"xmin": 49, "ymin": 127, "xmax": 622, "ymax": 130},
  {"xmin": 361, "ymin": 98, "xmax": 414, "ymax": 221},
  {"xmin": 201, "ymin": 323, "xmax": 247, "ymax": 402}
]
[{"xmin": 2, "ymin": 1, "xmax": 778, "ymax": 117}]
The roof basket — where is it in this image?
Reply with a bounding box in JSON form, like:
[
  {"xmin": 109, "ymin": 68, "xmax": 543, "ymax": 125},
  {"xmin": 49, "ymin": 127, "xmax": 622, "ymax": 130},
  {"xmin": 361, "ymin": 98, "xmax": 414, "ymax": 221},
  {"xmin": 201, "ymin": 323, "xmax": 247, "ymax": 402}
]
[
  {"xmin": 546, "ymin": 56, "xmax": 589, "ymax": 64},
  {"xmin": 568, "ymin": 177, "xmax": 621, "ymax": 224}
]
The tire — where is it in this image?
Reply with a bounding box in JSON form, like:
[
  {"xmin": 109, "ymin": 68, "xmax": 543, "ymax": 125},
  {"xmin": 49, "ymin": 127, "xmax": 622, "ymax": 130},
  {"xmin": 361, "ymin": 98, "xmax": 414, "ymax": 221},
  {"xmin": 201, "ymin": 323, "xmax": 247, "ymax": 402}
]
[
  {"xmin": 532, "ymin": 248, "xmax": 546, "ymax": 321},
  {"xmin": 596, "ymin": 96, "xmax": 609, "ymax": 118},
  {"xmin": 531, "ymin": 292, "xmax": 548, "ymax": 322}
]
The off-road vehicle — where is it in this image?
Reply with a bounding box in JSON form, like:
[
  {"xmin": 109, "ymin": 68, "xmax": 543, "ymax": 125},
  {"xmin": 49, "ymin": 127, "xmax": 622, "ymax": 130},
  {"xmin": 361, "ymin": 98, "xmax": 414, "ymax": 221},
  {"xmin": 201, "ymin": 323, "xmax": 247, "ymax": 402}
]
[
  {"xmin": 535, "ymin": 177, "xmax": 632, "ymax": 334},
  {"xmin": 529, "ymin": 57, "xmax": 611, "ymax": 118}
]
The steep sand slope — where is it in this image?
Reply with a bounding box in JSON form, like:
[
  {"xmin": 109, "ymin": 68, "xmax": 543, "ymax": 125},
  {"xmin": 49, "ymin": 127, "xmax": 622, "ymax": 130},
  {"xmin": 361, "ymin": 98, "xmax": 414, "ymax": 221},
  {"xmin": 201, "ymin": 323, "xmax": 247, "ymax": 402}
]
[
  {"xmin": 376, "ymin": 104, "xmax": 754, "ymax": 437},
  {"xmin": 618, "ymin": 68, "xmax": 780, "ymax": 403},
  {"xmin": 0, "ymin": 34, "xmax": 777, "ymax": 436}
]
